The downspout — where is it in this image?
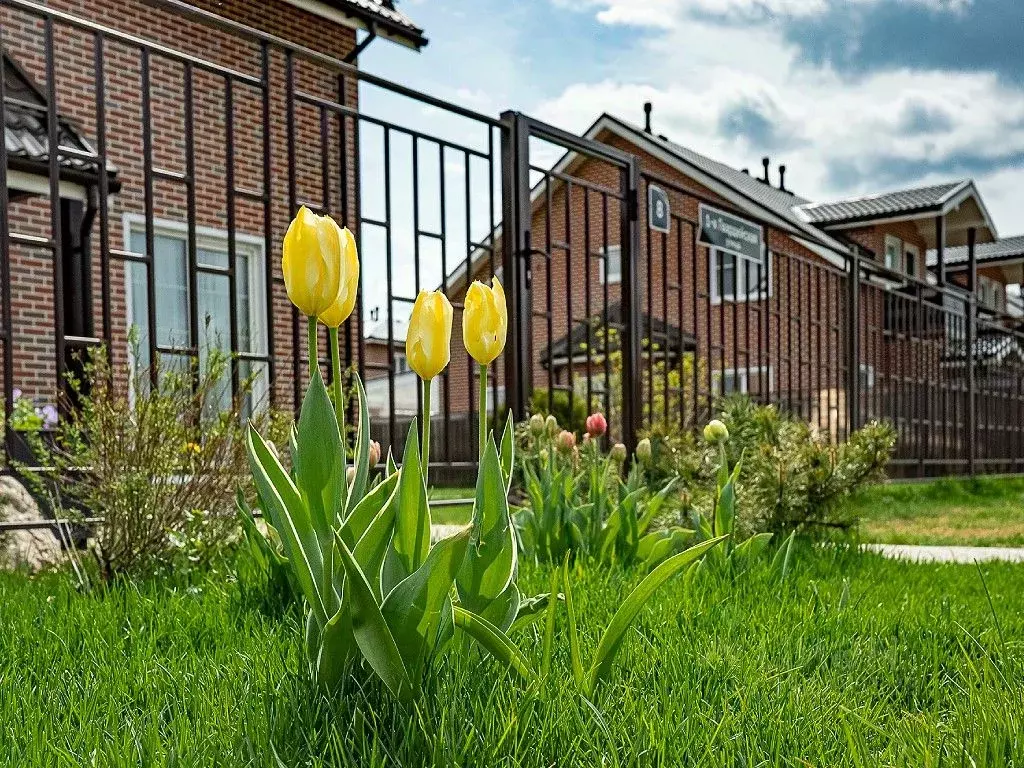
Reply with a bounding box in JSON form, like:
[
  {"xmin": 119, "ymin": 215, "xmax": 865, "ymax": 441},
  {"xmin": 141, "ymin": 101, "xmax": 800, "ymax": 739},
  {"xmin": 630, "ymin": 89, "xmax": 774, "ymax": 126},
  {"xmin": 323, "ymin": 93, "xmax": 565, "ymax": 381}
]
[{"xmin": 344, "ymin": 23, "xmax": 378, "ymax": 64}]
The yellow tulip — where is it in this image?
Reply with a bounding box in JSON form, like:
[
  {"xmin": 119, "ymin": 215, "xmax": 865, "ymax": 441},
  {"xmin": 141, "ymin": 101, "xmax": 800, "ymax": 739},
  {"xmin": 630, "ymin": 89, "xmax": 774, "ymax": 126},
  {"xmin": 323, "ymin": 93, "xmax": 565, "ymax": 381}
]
[
  {"xmin": 462, "ymin": 277, "xmax": 507, "ymax": 366},
  {"xmin": 318, "ymin": 225, "xmax": 360, "ymax": 328},
  {"xmin": 282, "ymin": 206, "xmax": 343, "ymax": 317},
  {"xmin": 406, "ymin": 289, "xmax": 453, "ymax": 380}
]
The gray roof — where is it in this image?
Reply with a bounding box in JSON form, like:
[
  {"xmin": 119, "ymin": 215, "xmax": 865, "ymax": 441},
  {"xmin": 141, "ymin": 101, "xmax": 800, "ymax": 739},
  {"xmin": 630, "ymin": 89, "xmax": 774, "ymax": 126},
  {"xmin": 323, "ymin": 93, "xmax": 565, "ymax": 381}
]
[
  {"xmin": 600, "ymin": 116, "xmax": 851, "ymax": 258},
  {"xmin": 927, "ymin": 234, "xmax": 1024, "ymax": 267},
  {"xmin": 3, "ymin": 54, "xmax": 114, "ymax": 184},
  {"xmin": 796, "ymin": 181, "xmax": 967, "ymax": 226},
  {"xmin": 327, "ymin": 0, "xmax": 426, "ymax": 48}
]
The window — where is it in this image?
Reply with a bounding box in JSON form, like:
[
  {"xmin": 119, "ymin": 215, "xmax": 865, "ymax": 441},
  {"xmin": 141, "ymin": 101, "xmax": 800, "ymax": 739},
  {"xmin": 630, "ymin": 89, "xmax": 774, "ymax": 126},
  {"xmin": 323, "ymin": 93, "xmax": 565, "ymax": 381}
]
[
  {"xmin": 884, "ymin": 235, "xmax": 903, "ymax": 272},
  {"xmin": 709, "ymin": 248, "xmax": 770, "ymax": 303},
  {"xmin": 393, "ymin": 353, "xmax": 410, "ymax": 375},
  {"xmin": 600, "ymin": 245, "xmax": 621, "ymax": 285},
  {"xmin": 859, "ymin": 363, "xmax": 875, "ymax": 390},
  {"xmin": 125, "ymin": 217, "xmax": 268, "ymax": 415},
  {"xmin": 713, "ymin": 366, "xmax": 773, "ymax": 395},
  {"xmin": 978, "ymin": 276, "xmax": 1005, "ymax": 312},
  {"xmin": 904, "ymin": 244, "xmax": 919, "ymax": 278}
]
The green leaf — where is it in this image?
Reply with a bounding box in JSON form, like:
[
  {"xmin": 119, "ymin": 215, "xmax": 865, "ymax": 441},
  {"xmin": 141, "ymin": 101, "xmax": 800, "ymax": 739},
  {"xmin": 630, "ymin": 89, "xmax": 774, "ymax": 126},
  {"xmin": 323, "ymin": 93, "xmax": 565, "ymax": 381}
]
[
  {"xmin": 587, "ymin": 535, "xmax": 728, "ymax": 695},
  {"xmin": 457, "ymin": 436, "xmax": 516, "ymax": 614},
  {"xmin": 353, "ymin": 482, "xmax": 400, "ymax": 601},
  {"xmin": 315, "ymin": 604, "xmax": 355, "ymax": 691},
  {"xmin": 541, "ymin": 568, "xmax": 559, "ymax": 678},
  {"xmin": 390, "ymin": 420, "xmax": 431, "ymax": 579},
  {"xmin": 382, "ymin": 526, "xmax": 471, "ymax": 678},
  {"xmin": 562, "ymin": 556, "xmax": 586, "ymax": 692},
  {"xmin": 452, "ymin": 607, "xmax": 537, "ymax": 685},
  {"xmin": 247, "ymin": 425, "xmax": 328, "ymax": 624},
  {"xmin": 236, "ymin": 489, "xmax": 286, "ymax": 569},
  {"xmin": 715, "ymin": 455, "xmax": 742, "ymax": 539},
  {"xmin": 732, "ymin": 532, "xmax": 774, "ymax": 564},
  {"xmin": 294, "ymin": 367, "xmax": 345, "ymax": 538},
  {"xmin": 386, "ymin": 447, "xmax": 398, "ymax": 476},
  {"xmin": 638, "ymin": 478, "xmax": 677, "ymax": 535},
  {"xmin": 347, "ymin": 374, "xmax": 373, "ymax": 516},
  {"xmin": 480, "ymin": 582, "xmax": 521, "ymax": 633},
  {"xmin": 499, "ymin": 410, "xmax": 515, "ymax": 494},
  {"xmin": 772, "ymin": 531, "xmax": 796, "ymax": 581},
  {"xmin": 334, "ymin": 533, "xmax": 414, "ymax": 703},
  {"xmin": 344, "ymin": 471, "xmax": 399, "ymax": 544}
]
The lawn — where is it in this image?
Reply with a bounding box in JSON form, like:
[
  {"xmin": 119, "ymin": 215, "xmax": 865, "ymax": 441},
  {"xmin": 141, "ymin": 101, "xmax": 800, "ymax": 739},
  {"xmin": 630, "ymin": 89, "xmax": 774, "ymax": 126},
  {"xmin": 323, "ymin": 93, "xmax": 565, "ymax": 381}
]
[
  {"xmin": 2, "ymin": 549, "xmax": 1021, "ymax": 766},
  {"xmin": 427, "ymin": 485, "xmax": 474, "ymax": 525},
  {"xmin": 848, "ymin": 475, "xmax": 1024, "ymax": 547}
]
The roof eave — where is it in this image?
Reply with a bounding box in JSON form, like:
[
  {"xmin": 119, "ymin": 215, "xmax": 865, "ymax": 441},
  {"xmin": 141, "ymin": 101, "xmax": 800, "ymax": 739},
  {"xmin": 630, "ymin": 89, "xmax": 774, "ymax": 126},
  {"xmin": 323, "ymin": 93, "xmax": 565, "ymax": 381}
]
[{"xmin": 281, "ymin": 0, "xmax": 427, "ymax": 51}]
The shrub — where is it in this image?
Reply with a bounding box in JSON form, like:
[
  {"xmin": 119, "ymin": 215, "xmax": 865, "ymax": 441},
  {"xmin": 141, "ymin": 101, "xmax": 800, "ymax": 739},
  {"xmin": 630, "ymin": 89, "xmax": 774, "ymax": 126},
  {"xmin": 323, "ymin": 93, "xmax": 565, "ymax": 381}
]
[
  {"xmin": 24, "ymin": 345, "xmax": 288, "ymax": 582},
  {"xmin": 529, "ymin": 388, "xmax": 588, "ymax": 435},
  {"xmin": 643, "ymin": 395, "xmax": 896, "ymax": 538}
]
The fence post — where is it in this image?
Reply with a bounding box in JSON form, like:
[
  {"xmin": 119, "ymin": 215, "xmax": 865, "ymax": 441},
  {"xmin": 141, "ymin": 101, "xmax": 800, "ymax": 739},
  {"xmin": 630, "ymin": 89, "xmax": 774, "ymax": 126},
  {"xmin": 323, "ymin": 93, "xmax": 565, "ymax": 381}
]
[
  {"xmin": 500, "ymin": 111, "xmax": 532, "ymax": 422},
  {"xmin": 846, "ymin": 248, "xmax": 861, "ymax": 437},
  {"xmin": 965, "ymin": 227, "xmax": 977, "ymax": 477},
  {"xmin": 619, "ymin": 157, "xmax": 642, "ymax": 455}
]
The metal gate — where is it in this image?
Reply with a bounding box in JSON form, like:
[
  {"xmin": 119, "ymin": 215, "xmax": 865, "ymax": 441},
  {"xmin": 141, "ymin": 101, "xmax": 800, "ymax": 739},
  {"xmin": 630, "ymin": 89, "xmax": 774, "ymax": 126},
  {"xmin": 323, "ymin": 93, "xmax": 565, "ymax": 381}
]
[{"xmin": 500, "ymin": 113, "xmax": 642, "ymax": 453}]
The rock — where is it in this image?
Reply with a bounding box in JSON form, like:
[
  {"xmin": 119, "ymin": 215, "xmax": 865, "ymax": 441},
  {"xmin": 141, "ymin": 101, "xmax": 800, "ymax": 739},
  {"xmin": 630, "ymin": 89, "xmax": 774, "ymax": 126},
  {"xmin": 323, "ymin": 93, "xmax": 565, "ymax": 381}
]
[{"xmin": 0, "ymin": 476, "xmax": 65, "ymax": 571}]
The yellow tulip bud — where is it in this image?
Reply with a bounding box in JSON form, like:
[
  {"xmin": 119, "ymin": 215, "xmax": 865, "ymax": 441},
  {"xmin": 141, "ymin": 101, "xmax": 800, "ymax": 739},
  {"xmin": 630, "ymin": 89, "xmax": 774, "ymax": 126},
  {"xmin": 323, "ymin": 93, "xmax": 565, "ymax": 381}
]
[
  {"xmin": 406, "ymin": 289, "xmax": 453, "ymax": 380},
  {"xmin": 282, "ymin": 206, "xmax": 343, "ymax": 317},
  {"xmin": 318, "ymin": 225, "xmax": 359, "ymax": 328},
  {"xmin": 463, "ymin": 276, "xmax": 507, "ymax": 366}
]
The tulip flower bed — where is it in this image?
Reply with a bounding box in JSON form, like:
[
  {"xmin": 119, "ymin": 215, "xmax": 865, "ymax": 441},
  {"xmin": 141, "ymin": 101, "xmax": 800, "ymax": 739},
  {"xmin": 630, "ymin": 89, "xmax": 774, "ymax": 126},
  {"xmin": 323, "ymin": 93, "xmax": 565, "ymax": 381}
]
[{"xmin": 2, "ymin": 550, "xmax": 1023, "ymax": 766}]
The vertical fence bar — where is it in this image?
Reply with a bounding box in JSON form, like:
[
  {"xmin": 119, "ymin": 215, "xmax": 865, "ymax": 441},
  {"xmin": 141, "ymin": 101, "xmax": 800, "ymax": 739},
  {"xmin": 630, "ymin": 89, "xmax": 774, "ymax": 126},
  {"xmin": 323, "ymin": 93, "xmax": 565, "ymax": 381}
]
[
  {"xmin": 260, "ymin": 42, "xmax": 276, "ymax": 405},
  {"xmin": 285, "ymin": 51, "xmax": 300, "ymax": 411},
  {"xmin": 225, "ymin": 77, "xmax": 240, "ymax": 397},
  {"xmin": 966, "ymin": 227, "xmax": 977, "ymax": 476},
  {"xmin": 500, "ymin": 112, "xmax": 529, "ymax": 422},
  {"xmin": 0, "ymin": 16, "xmax": 12, "ymax": 461},
  {"xmin": 44, "ymin": 18, "xmax": 66, "ymax": 402},
  {"xmin": 94, "ymin": 32, "xmax": 112, "ymax": 351},
  {"xmin": 140, "ymin": 48, "xmax": 158, "ymax": 387},
  {"xmin": 619, "ymin": 157, "xmax": 641, "ymax": 454},
  {"xmin": 847, "ymin": 248, "xmax": 861, "ymax": 436},
  {"xmin": 184, "ymin": 63, "xmax": 199, "ymax": 396}
]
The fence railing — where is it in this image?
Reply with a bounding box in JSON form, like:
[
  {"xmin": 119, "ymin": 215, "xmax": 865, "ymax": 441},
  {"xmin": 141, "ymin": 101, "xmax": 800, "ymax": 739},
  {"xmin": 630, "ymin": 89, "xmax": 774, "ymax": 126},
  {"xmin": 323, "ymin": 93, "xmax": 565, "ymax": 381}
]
[{"xmin": 0, "ymin": 0, "xmax": 1021, "ymax": 503}]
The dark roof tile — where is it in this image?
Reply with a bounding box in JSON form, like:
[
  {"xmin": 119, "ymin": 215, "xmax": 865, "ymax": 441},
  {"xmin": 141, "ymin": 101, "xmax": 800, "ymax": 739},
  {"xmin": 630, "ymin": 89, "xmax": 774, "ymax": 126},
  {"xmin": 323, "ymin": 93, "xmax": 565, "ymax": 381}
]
[{"xmin": 796, "ymin": 181, "xmax": 966, "ymax": 226}]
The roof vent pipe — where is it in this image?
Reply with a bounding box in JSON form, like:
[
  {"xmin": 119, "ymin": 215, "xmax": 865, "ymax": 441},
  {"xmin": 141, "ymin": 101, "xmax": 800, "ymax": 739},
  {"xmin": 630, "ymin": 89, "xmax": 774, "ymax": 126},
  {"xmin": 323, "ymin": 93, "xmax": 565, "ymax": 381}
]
[
  {"xmin": 778, "ymin": 164, "xmax": 787, "ymax": 192},
  {"xmin": 761, "ymin": 156, "xmax": 770, "ymax": 184},
  {"xmin": 643, "ymin": 102, "xmax": 653, "ymax": 133}
]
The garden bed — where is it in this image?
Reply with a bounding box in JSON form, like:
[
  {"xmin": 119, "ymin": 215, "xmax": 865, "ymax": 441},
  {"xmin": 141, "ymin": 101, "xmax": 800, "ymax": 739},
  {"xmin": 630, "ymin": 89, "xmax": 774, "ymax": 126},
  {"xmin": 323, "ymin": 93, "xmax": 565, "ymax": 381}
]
[{"xmin": 1, "ymin": 548, "xmax": 1021, "ymax": 766}]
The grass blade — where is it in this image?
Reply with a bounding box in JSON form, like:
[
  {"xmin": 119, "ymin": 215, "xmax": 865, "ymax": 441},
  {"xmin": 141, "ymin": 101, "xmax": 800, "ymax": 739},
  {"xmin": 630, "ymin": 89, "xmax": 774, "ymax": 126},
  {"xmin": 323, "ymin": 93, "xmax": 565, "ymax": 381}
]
[{"xmin": 453, "ymin": 607, "xmax": 537, "ymax": 684}]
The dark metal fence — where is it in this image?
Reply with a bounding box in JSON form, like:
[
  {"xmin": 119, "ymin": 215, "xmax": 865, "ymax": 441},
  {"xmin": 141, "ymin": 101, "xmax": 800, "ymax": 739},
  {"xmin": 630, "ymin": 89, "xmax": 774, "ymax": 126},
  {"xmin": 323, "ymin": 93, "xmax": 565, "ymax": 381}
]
[{"xmin": 0, "ymin": 0, "xmax": 1021, "ymax": 500}]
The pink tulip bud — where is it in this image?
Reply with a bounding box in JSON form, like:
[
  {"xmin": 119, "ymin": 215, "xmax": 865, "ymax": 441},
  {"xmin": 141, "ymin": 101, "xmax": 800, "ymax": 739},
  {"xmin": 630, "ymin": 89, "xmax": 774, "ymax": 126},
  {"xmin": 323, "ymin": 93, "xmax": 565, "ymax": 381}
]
[
  {"xmin": 556, "ymin": 430, "xmax": 576, "ymax": 453},
  {"xmin": 585, "ymin": 412, "xmax": 607, "ymax": 438},
  {"xmin": 368, "ymin": 440, "xmax": 381, "ymax": 467}
]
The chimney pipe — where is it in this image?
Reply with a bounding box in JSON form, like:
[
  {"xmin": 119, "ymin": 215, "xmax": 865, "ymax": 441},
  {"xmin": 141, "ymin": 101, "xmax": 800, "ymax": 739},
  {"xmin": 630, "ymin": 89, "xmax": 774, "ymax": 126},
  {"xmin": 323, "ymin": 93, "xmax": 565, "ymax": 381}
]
[
  {"xmin": 643, "ymin": 102, "xmax": 653, "ymax": 133},
  {"xmin": 742, "ymin": 168, "xmax": 749, "ymax": 175},
  {"xmin": 778, "ymin": 164, "xmax": 787, "ymax": 192},
  {"xmin": 761, "ymin": 156, "xmax": 770, "ymax": 184}
]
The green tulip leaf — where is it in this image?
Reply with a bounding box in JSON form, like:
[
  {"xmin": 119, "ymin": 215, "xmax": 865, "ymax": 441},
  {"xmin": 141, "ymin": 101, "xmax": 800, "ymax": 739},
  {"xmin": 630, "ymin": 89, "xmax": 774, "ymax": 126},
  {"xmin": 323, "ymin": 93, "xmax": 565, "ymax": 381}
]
[
  {"xmin": 480, "ymin": 581, "xmax": 521, "ymax": 632},
  {"xmin": 587, "ymin": 535, "xmax": 728, "ymax": 695},
  {"xmin": 335, "ymin": 533, "xmax": 414, "ymax": 703},
  {"xmin": 452, "ymin": 607, "xmax": 536, "ymax": 685},
  {"xmin": 315, "ymin": 604, "xmax": 356, "ymax": 691},
  {"xmin": 353, "ymin": 482, "xmax": 400, "ymax": 601},
  {"xmin": 562, "ymin": 556, "xmax": 586, "ymax": 691},
  {"xmin": 499, "ymin": 410, "xmax": 515, "ymax": 494},
  {"xmin": 294, "ymin": 367, "xmax": 346, "ymax": 538},
  {"xmin": 732, "ymin": 532, "xmax": 774, "ymax": 564},
  {"xmin": 382, "ymin": 526, "xmax": 471, "ymax": 678},
  {"xmin": 457, "ymin": 436, "xmax": 516, "ymax": 614},
  {"xmin": 344, "ymin": 470, "xmax": 399, "ymax": 544},
  {"xmin": 247, "ymin": 425, "xmax": 328, "ymax": 624},
  {"xmin": 347, "ymin": 374, "xmax": 373, "ymax": 516},
  {"xmin": 772, "ymin": 530, "xmax": 797, "ymax": 581},
  {"xmin": 391, "ymin": 420, "xmax": 431, "ymax": 579}
]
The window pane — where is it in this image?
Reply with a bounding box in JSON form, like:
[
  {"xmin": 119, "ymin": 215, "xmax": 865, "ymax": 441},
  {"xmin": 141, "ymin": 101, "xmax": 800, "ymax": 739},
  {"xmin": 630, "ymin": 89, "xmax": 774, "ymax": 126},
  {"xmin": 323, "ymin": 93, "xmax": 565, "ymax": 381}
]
[
  {"xmin": 198, "ymin": 247, "xmax": 228, "ymax": 270},
  {"xmin": 129, "ymin": 231, "xmax": 189, "ymax": 363},
  {"xmin": 198, "ymin": 272, "xmax": 232, "ymax": 413}
]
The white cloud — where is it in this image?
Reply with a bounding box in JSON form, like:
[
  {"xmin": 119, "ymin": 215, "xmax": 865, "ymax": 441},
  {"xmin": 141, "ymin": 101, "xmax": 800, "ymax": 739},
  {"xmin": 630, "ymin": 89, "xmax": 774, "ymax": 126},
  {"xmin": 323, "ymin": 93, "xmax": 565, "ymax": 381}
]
[
  {"xmin": 531, "ymin": 13, "xmax": 1024, "ymax": 234},
  {"xmin": 559, "ymin": 0, "xmax": 971, "ymax": 28}
]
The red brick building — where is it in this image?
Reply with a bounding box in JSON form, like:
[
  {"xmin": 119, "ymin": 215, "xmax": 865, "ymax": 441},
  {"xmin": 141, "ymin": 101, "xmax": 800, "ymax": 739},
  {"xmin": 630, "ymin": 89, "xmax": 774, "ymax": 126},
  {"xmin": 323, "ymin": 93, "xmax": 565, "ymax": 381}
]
[
  {"xmin": 1, "ymin": 0, "xmax": 423, "ymax": 419},
  {"xmin": 446, "ymin": 108, "xmax": 1020, "ymax": 467}
]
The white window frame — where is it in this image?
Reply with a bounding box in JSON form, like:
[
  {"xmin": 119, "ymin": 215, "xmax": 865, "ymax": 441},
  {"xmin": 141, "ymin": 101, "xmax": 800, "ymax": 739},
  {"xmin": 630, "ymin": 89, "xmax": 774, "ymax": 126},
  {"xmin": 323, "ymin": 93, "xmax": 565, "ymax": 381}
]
[
  {"xmin": 859, "ymin": 363, "xmax": 875, "ymax": 390},
  {"xmin": 600, "ymin": 245, "xmax": 621, "ymax": 285},
  {"xmin": 393, "ymin": 352, "xmax": 410, "ymax": 375},
  {"xmin": 713, "ymin": 365, "xmax": 774, "ymax": 395},
  {"xmin": 122, "ymin": 214, "xmax": 269, "ymax": 408},
  {"xmin": 884, "ymin": 235, "xmax": 903, "ymax": 272},
  {"xmin": 709, "ymin": 248, "xmax": 772, "ymax": 305}
]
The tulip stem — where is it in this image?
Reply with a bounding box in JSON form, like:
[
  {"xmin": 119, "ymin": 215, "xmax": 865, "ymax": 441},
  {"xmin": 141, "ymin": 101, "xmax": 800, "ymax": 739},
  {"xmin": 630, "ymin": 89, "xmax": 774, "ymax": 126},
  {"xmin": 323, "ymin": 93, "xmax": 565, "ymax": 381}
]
[
  {"xmin": 421, "ymin": 378, "xmax": 431, "ymax": 486},
  {"xmin": 478, "ymin": 363, "xmax": 488, "ymax": 461},
  {"xmin": 307, "ymin": 316, "xmax": 318, "ymax": 382},
  {"xmin": 328, "ymin": 326, "xmax": 346, "ymax": 446}
]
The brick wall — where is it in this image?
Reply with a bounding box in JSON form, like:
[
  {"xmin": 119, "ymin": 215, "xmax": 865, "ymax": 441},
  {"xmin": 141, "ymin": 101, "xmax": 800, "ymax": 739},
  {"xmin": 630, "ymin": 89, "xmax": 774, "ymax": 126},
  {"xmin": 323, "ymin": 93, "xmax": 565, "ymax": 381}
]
[{"xmin": 1, "ymin": 0, "xmax": 359, "ymax": 410}]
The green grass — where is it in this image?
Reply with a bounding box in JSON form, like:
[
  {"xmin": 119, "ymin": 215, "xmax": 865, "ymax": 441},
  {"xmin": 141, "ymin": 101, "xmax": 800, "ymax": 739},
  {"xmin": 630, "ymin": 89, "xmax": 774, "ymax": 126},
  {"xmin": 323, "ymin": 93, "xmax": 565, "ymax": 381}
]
[
  {"xmin": 427, "ymin": 485, "xmax": 474, "ymax": 525},
  {"xmin": 2, "ymin": 549, "xmax": 1022, "ymax": 766},
  {"xmin": 848, "ymin": 475, "xmax": 1024, "ymax": 547}
]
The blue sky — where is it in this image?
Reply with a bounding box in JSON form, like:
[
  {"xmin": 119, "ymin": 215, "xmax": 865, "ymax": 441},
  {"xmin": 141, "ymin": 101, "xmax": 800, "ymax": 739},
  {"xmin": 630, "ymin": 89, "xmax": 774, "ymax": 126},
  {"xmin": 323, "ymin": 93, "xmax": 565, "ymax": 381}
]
[{"xmin": 363, "ymin": 0, "xmax": 1024, "ymax": 229}]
